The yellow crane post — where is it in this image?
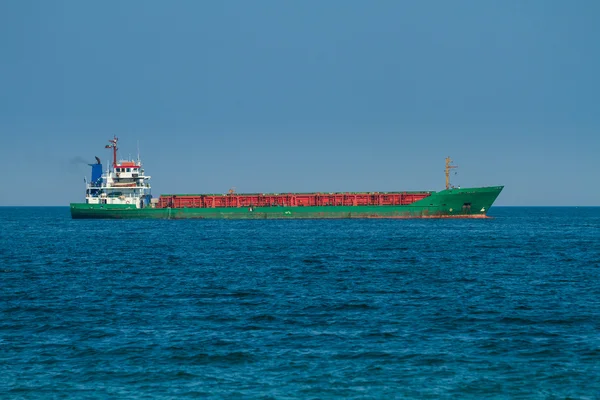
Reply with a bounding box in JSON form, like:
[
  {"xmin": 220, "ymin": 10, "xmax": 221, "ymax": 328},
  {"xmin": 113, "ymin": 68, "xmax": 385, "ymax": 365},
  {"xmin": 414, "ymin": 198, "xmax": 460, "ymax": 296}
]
[{"xmin": 445, "ymin": 157, "xmax": 458, "ymax": 189}]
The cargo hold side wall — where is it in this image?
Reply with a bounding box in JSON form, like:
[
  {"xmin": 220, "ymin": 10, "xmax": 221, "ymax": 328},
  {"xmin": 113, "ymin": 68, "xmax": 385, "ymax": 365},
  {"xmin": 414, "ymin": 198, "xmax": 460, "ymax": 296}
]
[{"xmin": 156, "ymin": 192, "xmax": 432, "ymax": 209}]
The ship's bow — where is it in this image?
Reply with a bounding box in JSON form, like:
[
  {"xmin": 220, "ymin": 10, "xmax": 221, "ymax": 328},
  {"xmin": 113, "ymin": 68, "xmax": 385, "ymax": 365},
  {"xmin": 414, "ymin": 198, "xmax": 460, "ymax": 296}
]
[{"xmin": 415, "ymin": 186, "xmax": 503, "ymax": 218}]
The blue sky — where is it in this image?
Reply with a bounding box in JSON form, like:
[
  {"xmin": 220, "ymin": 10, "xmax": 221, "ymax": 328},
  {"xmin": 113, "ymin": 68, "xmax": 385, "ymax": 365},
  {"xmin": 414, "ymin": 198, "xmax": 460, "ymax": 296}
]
[{"xmin": 1, "ymin": 1, "xmax": 598, "ymax": 206}]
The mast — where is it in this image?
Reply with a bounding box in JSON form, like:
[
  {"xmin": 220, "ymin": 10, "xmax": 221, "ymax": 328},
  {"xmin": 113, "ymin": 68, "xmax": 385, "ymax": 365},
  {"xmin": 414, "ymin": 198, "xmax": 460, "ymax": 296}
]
[
  {"xmin": 105, "ymin": 136, "xmax": 118, "ymax": 168},
  {"xmin": 445, "ymin": 157, "xmax": 458, "ymax": 190}
]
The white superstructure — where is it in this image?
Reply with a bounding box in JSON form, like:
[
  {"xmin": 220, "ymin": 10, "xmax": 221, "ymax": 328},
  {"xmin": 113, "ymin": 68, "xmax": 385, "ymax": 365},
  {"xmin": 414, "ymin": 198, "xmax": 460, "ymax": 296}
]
[{"xmin": 84, "ymin": 136, "xmax": 153, "ymax": 208}]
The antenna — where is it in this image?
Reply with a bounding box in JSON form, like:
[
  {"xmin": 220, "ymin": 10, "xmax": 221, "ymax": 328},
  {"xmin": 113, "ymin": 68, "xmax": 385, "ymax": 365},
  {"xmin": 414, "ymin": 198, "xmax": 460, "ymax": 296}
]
[
  {"xmin": 445, "ymin": 157, "xmax": 458, "ymax": 189},
  {"xmin": 137, "ymin": 140, "xmax": 140, "ymax": 164}
]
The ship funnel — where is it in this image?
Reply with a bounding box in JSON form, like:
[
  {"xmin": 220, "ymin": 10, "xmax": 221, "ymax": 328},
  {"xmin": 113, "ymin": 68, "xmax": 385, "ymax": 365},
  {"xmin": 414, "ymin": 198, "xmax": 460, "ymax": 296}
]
[{"xmin": 89, "ymin": 157, "xmax": 103, "ymax": 185}]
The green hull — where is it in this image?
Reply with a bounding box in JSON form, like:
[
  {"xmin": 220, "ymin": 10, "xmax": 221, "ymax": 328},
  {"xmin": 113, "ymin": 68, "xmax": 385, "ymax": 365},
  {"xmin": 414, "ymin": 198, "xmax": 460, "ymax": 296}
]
[{"xmin": 70, "ymin": 186, "xmax": 503, "ymax": 219}]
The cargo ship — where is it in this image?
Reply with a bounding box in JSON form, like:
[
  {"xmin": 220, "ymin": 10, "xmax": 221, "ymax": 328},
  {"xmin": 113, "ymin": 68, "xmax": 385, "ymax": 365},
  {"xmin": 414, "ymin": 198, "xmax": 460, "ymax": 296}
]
[{"xmin": 70, "ymin": 137, "xmax": 503, "ymax": 219}]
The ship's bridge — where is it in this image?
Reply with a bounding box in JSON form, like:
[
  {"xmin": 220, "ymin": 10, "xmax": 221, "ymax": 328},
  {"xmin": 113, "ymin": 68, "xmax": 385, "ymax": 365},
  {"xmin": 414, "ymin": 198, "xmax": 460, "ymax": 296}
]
[{"xmin": 115, "ymin": 161, "xmax": 141, "ymax": 178}]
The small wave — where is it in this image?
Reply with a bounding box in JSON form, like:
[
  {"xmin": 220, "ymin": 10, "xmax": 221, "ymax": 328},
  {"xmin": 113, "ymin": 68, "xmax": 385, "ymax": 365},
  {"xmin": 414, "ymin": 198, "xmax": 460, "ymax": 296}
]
[
  {"xmin": 223, "ymin": 290, "xmax": 265, "ymax": 299},
  {"xmin": 386, "ymin": 268, "xmax": 410, "ymax": 275},
  {"xmin": 332, "ymin": 303, "xmax": 378, "ymax": 311},
  {"xmin": 249, "ymin": 314, "xmax": 277, "ymax": 322},
  {"xmin": 499, "ymin": 316, "xmax": 536, "ymax": 324},
  {"xmin": 172, "ymin": 351, "xmax": 256, "ymax": 365},
  {"xmin": 365, "ymin": 331, "xmax": 398, "ymax": 339},
  {"xmin": 332, "ymin": 351, "xmax": 402, "ymax": 361},
  {"xmin": 240, "ymin": 325, "xmax": 262, "ymax": 331},
  {"xmin": 172, "ymin": 370, "xmax": 197, "ymax": 378},
  {"xmin": 301, "ymin": 257, "xmax": 322, "ymax": 265}
]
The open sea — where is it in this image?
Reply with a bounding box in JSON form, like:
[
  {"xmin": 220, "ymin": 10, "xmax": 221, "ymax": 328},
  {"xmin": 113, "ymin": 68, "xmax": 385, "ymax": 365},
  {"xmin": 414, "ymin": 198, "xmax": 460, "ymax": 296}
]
[{"xmin": 1, "ymin": 207, "xmax": 599, "ymax": 399}]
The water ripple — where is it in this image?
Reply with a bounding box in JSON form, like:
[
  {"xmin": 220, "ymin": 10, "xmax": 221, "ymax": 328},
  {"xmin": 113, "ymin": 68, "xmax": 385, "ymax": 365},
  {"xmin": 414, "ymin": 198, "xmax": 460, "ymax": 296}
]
[{"xmin": 1, "ymin": 207, "xmax": 600, "ymax": 398}]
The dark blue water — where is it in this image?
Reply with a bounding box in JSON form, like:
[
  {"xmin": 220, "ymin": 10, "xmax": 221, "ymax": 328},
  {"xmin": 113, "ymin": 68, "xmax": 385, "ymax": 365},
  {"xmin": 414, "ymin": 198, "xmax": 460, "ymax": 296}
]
[{"xmin": 1, "ymin": 207, "xmax": 599, "ymax": 399}]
